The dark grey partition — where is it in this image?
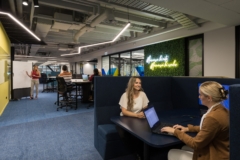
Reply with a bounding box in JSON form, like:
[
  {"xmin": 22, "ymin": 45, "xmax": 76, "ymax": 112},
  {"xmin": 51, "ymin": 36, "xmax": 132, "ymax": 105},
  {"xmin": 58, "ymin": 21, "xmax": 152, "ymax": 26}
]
[{"xmin": 229, "ymin": 84, "xmax": 240, "ymax": 159}]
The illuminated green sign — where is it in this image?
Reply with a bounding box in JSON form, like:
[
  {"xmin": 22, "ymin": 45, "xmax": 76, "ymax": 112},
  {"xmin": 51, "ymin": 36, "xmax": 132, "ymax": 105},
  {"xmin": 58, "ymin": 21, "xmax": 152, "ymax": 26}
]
[{"xmin": 146, "ymin": 55, "xmax": 178, "ymax": 70}]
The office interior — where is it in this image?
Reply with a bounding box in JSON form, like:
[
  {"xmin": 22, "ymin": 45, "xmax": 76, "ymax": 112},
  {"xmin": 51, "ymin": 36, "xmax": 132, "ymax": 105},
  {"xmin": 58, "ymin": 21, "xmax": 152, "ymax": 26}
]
[{"xmin": 1, "ymin": 0, "xmax": 240, "ymax": 159}]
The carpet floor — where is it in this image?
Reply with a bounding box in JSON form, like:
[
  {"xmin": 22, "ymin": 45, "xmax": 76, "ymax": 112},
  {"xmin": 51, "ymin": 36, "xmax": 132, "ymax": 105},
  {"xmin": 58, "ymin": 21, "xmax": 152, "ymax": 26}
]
[
  {"xmin": 0, "ymin": 112, "xmax": 102, "ymax": 160},
  {"xmin": 0, "ymin": 90, "xmax": 102, "ymax": 160},
  {"xmin": 0, "ymin": 91, "xmax": 94, "ymax": 127}
]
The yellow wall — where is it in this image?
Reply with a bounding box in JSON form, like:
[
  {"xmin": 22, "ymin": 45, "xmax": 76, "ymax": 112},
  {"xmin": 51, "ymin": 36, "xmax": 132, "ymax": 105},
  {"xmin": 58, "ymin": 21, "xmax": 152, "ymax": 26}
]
[{"xmin": 0, "ymin": 22, "xmax": 11, "ymax": 115}]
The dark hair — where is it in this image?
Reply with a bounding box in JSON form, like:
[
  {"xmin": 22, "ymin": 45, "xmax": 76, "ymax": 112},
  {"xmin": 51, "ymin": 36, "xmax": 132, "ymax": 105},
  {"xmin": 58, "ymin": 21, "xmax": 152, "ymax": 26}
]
[
  {"xmin": 93, "ymin": 68, "xmax": 99, "ymax": 75},
  {"xmin": 62, "ymin": 65, "xmax": 68, "ymax": 71}
]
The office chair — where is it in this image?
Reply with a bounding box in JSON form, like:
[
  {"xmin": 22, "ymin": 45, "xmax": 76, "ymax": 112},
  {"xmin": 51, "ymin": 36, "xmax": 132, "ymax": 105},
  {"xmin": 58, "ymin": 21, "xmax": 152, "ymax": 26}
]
[
  {"xmin": 56, "ymin": 77, "xmax": 75, "ymax": 112},
  {"xmin": 41, "ymin": 73, "xmax": 53, "ymax": 92}
]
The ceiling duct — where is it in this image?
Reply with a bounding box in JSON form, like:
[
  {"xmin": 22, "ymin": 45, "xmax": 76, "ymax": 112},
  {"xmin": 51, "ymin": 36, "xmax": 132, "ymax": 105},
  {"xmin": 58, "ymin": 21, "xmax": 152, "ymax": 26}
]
[
  {"xmin": 105, "ymin": 10, "xmax": 116, "ymax": 24},
  {"xmin": 58, "ymin": 44, "xmax": 75, "ymax": 51},
  {"xmin": 14, "ymin": 45, "xmax": 31, "ymax": 55},
  {"xmin": 8, "ymin": 0, "xmax": 16, "ymax": 15},
  {"xmin": 51, "ymin": 12, "xmax": 86, "ymax": 31},
  {"xmin": 36, "ymin": 52, "xmax": 50, "ymax": 56},
  {"xmin": 52, "ymin": 12, "xmax": 73, "ymax": 30},
  {"xmin": 16, "ymin": 0, "xmax": 23, "ymax": 18},
  {"xmin": 73, "ymin": 9, "xmax": 110, "ymax": 42}
]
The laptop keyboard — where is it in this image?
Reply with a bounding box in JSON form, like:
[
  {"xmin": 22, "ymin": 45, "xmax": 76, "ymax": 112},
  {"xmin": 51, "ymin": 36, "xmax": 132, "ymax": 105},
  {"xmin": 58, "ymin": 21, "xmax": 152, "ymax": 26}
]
[{"xmin": 153, "ymin": 122, "xmax": 174, "ymax": 134}]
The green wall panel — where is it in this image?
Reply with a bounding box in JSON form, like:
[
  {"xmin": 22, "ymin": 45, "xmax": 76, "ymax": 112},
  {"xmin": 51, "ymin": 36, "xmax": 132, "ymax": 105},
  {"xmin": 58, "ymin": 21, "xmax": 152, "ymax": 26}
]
[{"xmin": 144, "ymin": 38, "xmax": 185, "ymax": 76}]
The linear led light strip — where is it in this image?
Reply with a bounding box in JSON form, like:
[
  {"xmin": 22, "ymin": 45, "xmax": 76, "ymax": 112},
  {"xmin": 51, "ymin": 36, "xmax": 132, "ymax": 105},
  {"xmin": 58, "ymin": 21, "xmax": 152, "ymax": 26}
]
[
  {"xmin": 0, "ymin": 11, "xmax": 41, "ymax": 41},
  {"xmin": 15, "ymin": 55, "xmax": 56, "ymax": 58},
  {"xmin": 61, "ymin": 23, "xmax": 131, "ymax": 56}
]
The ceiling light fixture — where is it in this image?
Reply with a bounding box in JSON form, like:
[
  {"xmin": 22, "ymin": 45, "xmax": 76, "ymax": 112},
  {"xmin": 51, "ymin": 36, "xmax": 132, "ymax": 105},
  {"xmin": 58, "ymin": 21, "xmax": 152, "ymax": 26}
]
[
  {"xmin": 112, "ymin": 23, "xmax": 131, "ymax": 42},
  {"xmin": 0, "ymin": 11, "xmax": 41, "ymax": 41},
  {"xmin": 61, "ymin": 22, "xmax": 131, "ymax": 56},
  {"xmin": 33, "ymin": 0, "xmax": 39, "ymax": 7},
  {"xmin": 61, "ymin": 6, "xmax": 131, "ymax": 57},
  {"xmin": 15, "ymin": 55, "xmax": 55, "ymax": 58},
  {"xmin": 22, "ymin": 0, "xmax": 28, "ymax": 6}
]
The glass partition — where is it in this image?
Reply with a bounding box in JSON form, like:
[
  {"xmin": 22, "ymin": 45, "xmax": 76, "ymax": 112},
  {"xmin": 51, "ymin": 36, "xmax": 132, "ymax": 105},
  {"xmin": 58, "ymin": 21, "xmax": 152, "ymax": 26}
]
[
  {"xmin": 110, "ymin": 54, "xmax": 119, "ymax": 76},
  {"xmin": 132, "ymin": 49, "xmax": 144, "ymax": 76},
  {"xmin": 120, "ymin": 52, "xmax": 131, "ymax": 76},
  {"xmin": 101, "ymin": 48, "xmax": 145, "ymax": 76},
  {"xmin": 102, "ymin": 56, "xmax": 109, "ymax": 75}
]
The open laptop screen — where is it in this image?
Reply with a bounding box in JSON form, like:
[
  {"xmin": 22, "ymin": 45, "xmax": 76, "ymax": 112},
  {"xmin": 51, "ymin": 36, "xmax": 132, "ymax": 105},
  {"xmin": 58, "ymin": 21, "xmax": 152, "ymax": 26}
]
[
  {"xmin": 82, "ymin": 75, "xmax": 88, "ymax": 81},
  {"xmin": 144, "ymin": 107, "xmax": 159, "ymax": 128}
]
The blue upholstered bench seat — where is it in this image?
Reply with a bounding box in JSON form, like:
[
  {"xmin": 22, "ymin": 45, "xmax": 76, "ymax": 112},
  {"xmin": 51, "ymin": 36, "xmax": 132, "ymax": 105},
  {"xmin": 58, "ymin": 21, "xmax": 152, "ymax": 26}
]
[
  {"xmin": 97, "ymin": 124, "xmax": 130, "ymax": 159},
  {"xmin": 98, "ymin": 124, "xmax": 120, "ymax": 141}
]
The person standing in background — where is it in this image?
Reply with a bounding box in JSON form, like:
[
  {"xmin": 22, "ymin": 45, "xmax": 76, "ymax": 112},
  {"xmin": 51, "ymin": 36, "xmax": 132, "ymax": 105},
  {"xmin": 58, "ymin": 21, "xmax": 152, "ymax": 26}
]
[{"xmin": 26, "ymin": 65, "xmax": 41, "ymax": 99}]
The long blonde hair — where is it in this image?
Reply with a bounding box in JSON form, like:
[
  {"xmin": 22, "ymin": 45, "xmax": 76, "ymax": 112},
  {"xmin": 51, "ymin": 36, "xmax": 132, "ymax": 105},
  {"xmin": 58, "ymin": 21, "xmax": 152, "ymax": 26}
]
[
  {"xmin": 125, "ymin": 77, "xmax": 143, "ymax": 111},
  {"xmin": 200, "ymin": 81, "xmax": 228, "ymax": 102}
]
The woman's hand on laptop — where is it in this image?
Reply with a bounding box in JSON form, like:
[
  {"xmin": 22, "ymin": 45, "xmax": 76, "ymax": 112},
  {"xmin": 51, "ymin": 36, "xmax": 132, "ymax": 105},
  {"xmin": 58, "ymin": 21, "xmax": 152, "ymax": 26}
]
[
  {"xmin": 173, "ymin": 124, "xmax": 189, "ymax": 132},
  {"xmin": 161, "ymin": 127, "xmax": 175, "ymax": 134},
  {"xmin": 136, "ymin": 111, "xmax": 145, "ymax": 118}
]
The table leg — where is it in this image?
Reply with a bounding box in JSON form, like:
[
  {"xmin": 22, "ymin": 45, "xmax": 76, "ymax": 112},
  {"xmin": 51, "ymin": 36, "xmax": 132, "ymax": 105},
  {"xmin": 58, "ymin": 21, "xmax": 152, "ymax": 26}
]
[
  {"xmin": 143, "ymin": 143, "xmax": 149, "ymax": 160},
  {"xmin": 57, "ymin": 91, "xmax": 59, "ymax": 106},
  {"xmin": 75, "ymin": 84, "xmax": 77, "ymax": 109}
]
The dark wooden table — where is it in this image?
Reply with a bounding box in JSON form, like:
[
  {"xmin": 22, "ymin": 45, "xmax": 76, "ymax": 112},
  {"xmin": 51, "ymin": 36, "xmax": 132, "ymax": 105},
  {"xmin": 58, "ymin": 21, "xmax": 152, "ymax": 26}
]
[
  {"xmin": 111, "ymin": 109, "xmax": 200, "ymax": 160},
  {"xmin": 71, "ymin": 79, "xmax": 92, "ymax": 108}
]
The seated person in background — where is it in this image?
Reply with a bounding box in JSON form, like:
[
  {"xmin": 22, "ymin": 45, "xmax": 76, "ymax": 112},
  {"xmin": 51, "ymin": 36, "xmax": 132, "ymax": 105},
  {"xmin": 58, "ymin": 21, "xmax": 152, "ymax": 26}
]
[
  {"xmin": 116, "ymin": 76, "xmax": 149, "ymax": 160},
  {"xmin": 58, "ymin": 65, "xmax": 72, "ymax": 83},
  {"xmin": 58, "ymin": 65, "xmax": 73, "ymax": 98},
  {"xmin": 161, "ymin": 81, "xmax": 229, "ymax": 160},
  {"xmin": 88, "ymin": 68, "xmax": 100, "ymax": 100},
  {"xmin": 98, "ymin": 69, "xmax": 102, "ymax": 76},
  {"xmin": 89, "ymin": 68, "xmax": 100, "ymax": 82}
]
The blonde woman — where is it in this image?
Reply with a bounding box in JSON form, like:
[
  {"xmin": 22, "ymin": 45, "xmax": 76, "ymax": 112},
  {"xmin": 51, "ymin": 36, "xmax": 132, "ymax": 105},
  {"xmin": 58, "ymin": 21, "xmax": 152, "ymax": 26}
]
[
  {"xmin": 26, "ymin": 65, "xmax": 41, "ymax": 99},
  {"xmin": 117, "ymin": 77, "xmax": 149, "ymax": 160},
  {"xmin": 161, "ymin": 81, "xmax": 229, "ymax": 160}
]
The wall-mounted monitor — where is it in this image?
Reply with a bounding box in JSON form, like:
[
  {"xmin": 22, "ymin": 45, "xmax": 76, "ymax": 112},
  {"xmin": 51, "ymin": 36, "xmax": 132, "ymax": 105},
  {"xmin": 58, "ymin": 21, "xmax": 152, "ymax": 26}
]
[{"xmin": 198, "ymin": 83, "xmax": 230, "ymax": 110}]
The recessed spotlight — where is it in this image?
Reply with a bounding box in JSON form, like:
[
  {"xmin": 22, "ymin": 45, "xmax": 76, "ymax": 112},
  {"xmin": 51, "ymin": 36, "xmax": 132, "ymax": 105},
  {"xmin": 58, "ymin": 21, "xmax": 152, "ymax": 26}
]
[
  {"xmin": 22, "ymin": 0, "xmax": 28, "ymax": 6},
  {"xmin": 33, "ymin": 0, "xmax": 39, "ymax": 7}
]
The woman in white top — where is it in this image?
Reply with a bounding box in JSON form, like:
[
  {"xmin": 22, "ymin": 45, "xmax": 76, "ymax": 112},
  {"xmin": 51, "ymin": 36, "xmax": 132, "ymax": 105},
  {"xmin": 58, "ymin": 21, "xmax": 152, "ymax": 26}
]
[{"xmin": 117, "ymin": 76, "xmax": 149, "ymax": 160}]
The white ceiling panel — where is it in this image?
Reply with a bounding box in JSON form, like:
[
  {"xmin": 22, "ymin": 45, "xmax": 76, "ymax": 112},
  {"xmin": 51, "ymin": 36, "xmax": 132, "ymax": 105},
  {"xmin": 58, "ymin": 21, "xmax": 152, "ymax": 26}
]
[
  {"xmin": 204, "ymin": 0, "xmax": 233, "ymax": 5},
  {"xmin": 220, "ymin": 0, "xmax": 240, "ymax": 13}
]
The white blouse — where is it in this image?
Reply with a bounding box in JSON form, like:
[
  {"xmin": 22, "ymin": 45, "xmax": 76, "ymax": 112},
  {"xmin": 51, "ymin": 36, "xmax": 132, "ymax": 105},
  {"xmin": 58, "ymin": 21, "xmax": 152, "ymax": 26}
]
[{"xmin": 119, "ymin": 91, "xmax": 149, "ymax": 116}]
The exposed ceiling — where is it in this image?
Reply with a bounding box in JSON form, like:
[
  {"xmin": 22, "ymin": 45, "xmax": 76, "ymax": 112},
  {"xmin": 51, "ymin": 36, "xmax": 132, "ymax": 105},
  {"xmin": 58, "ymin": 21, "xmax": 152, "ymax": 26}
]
[{"xmin": 1, "ymin": 0, "xmax": 240, "ymax": 64}]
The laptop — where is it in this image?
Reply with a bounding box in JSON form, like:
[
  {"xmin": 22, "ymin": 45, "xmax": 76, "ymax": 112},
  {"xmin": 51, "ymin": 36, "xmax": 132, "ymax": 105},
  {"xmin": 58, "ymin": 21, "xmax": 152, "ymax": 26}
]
[
  {"xmin": 143, "ymin": 106, "xmax": 175, "ymax": 136},
  {"xmin": 82, "ymin": 75, "xmax": 89, "ymax": 81}
]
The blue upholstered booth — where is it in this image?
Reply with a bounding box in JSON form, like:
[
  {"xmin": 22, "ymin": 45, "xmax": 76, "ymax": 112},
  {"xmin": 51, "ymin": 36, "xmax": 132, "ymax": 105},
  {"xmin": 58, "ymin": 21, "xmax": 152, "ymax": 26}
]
[
  {"xmin": 229, "ymin": 84, "xmax": 240, "ymax": 160},
  {"xmin": 94, "ymin": 76, "xmax": 240, "ymax": 160}
]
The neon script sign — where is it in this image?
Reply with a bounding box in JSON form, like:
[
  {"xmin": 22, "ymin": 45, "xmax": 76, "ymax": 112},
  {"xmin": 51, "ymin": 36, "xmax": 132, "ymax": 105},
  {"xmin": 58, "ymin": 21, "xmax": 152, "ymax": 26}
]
[{"xmin": 146, "ymin": 55, "xmax": 178, "ymax": 70}]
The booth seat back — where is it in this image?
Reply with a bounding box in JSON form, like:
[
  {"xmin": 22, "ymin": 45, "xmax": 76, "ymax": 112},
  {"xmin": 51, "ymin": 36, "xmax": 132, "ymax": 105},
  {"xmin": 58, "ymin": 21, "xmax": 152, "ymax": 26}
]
[
  {"xmin": 229, "ymin": 84, "xmax": 240, "ymax": 159},
  {"xmin": 171, "ymin": 77, "xmax": 240, "ymax": 109}
]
